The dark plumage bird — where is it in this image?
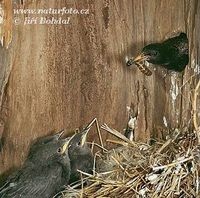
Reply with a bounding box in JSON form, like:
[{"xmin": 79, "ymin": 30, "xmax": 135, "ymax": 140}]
[
  {"xmin": 27, "ymin": 130, "xmax": 65, "ymax": 161},
  {"xmin": 0, "ymin": 134, "xmax": 71, "ymax": 198},
  {"xmin": 126, "ymin": 32, "xmax": 189, "ymax": 76},
  {"xmin": 68, "ymin": 121, "xmax": 94, "ymax": 184}
]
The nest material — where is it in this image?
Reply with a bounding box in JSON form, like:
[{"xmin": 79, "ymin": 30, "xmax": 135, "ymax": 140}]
[
  {"xmin": 59, "ymin": 122, "xmax": 200, "ymax": 198},
  {"xmin": 57, "ymin": 78, "xmax": 200, "ymax": 198}
]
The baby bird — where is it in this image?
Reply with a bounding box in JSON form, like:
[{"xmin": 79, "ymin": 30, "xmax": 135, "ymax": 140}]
[
  {"xmin": 27, "ymin": 130, "xmax": 65, "ymax": 162},
  {"xmin": 124, "ymin": 116, "xmax": 137, "ymax": 141},
  {"xmin": 124, "ymin": 106, "xmax": 137, "ymax": 141},
  {"xmin": 0, "ymin": 134, "xmax": 71, "ymax": 198},
  {"xmin": 127, "ymin": 32, "xmax": 189, "ymax": 75},
  {"xmin": 68, "ymin": 121, "xmax": 94, "ymax": 184}
]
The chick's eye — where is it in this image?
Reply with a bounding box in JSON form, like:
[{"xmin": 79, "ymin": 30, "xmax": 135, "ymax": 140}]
[
  {"xmin": 57, "ymin": 147, "xmax": 62, "ymax": 153},
  {"xmin": 76, "ymin": 141, "xmax": 81, "ymax": 146}
]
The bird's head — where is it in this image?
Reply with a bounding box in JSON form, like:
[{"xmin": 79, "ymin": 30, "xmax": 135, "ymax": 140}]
[
  {"xmin": 29, "ymin": 130, "xmax": 65, "ymax": 153},
  {"xmin": 68, "ymin": 126, "xmax": 92, "ymax": 158},
  {"xmin": 27, "ymin": 134, "xmax": 72, "ymax": 165},
  {"xmin": 134, "ymin": 43, "xmax": 161, "ymax": 64}
]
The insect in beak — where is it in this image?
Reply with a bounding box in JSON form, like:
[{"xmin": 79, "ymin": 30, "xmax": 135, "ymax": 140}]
[{"xmin": 126, "ymin": 53, "xmax": 152, "ymax": 76}]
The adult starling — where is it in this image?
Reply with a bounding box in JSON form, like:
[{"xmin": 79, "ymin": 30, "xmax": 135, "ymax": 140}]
[
  {"xmin": 0, "ymin": 135, "xmax": 71, "ymax": 198},
  {"xmin": 68, "ymin": 121, "xmax": 94, "ymax": 184},
  {"xmin": 126, "ymin": 32, "xmax": 189, "ymax": 75}
]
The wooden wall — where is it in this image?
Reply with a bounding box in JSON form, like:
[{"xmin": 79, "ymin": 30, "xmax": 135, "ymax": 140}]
[{"xmin": 0, "ymin": 0, "xmax": 199, "ymax": 175}]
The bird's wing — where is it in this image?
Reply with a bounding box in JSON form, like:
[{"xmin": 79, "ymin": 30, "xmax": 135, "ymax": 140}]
[
  {"xmin": 0, "ymin": 165, "xmax": 63, "ymax": 198},
  {"xmin": 163, "ymin": 33, "xmax": 188, "ymax": 55},
  {"xmin": 0, "ymin": 168, "xmax": 24, "ymax": 196}
]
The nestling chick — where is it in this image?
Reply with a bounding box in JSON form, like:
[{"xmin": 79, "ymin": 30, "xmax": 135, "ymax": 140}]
[
  {"xmin": 124, "ymin": 106, "xmax": 137, "ymax": 141},
  {"xmin": 68, "ymin": 122, "xmax": 94, "ymax": 184},
  {"xmin": 27, "ymin": 130, "xmax": 65, "ymax": 161},
  {"xmin": 0, "ymin": 133, "xmax": 71, "ymax": 198},
  {"xmin": 124, "ymin": 116, "xmax": 137, "ymax": 141}
]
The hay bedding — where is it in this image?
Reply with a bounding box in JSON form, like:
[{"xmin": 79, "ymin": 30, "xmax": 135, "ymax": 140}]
[
  {"xmin": 57, "ymin": 122, "xmax": 200, "ymax": 198},
  {"xmin": 56, "ymin": 80, "xmax": 200, "ymax": 198}
]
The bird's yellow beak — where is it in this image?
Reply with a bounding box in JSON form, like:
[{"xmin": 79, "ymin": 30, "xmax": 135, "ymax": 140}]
[
  {"xmin": 133, "ymin": 53, "xmax": 148, "ymax": 62},
  {"xmin": 80, "ymin": 118, "xmax": 95, "ymax": 146},
  {"xmin": 55, "ymin": 129, "xmax": 65, "ymax": 140},
  {"xmin": 80, "ymin": 130, "xmax": 89, "ymax": 146},
  {"xmin": 61, "ymin": 135, "xmax": 75, "ymax": 154}
]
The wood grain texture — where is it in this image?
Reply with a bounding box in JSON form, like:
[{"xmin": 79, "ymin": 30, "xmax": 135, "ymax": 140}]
[{"xmin": 0, "ymin": 0, "xmax": 199, "ymax": 175}]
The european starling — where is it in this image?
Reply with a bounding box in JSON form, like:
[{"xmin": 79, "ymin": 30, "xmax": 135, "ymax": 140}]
[
  {"xmin": 126, "ymin": 32, "xmax": 189, "ymax": 75},
  {"xmin": 0, "ymin": 135, "xmax": 71, "ymax": 198},
  {"xmin": 27, "ymin": 130, "xmax": 65, "ymax": 162},
  {"xmin": 68, "ymin": 122, "xmax": 94, "ymax": 184}
]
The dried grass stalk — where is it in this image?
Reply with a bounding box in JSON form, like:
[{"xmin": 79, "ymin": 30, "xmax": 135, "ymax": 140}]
[{"xmin": 60, "ymin": 122, "xmax": 200, "ymax": 198}]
